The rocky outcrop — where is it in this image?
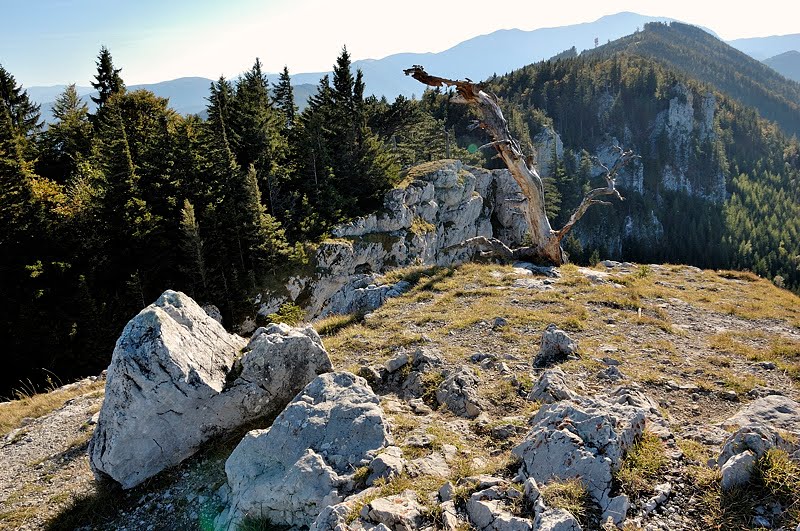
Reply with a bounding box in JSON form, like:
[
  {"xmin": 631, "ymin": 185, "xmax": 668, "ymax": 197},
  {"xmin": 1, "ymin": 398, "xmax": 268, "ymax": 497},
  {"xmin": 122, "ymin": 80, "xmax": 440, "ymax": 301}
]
[
  {"xmin": 723, "ymin": 395, "xmax": 800, "ymax": 434},
  {"xmin": 716, "ymin": 424, "xmax": 791, "ymax": 490},
  {"xmin": 527, "ymin": 368, "xmax": 578, "ymax": 404},
  {"xmin": 216, "ymin": 372, "xmax": 391, "ymax": 530},
  {"xmin": 533, "ymin": 325, "xmax": 579, "ymax": 368},
  {"xmin": 650, "ymin": 84, "xmax": 725, "ymax": 202},
  {"xmin": 513, "ymin": 391, "xmax": 648, "ymax": 523},
  {"xmin": 436, "ymin": 367, "xmax": 483, "ymax": 418},
  {"xmin": 253, "ymin": 160, "xmax": 528, "ymax": 319},
  {"xmin": 89, "ymin": 290, "xmax": 331, "ymax": 489}
]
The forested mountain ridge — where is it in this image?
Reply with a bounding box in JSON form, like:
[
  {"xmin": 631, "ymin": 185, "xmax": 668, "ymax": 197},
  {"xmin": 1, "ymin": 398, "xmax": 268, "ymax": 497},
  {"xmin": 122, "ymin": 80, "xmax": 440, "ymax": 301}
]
[
  {"xmin": 765, "ymin": 50, "xmax": 800, "ymax": 83},
  {"xmin": 473, "ymin": 24, "xmax": 799, "ymax": 296},
  {"xmin": 582, "ymin": 22, "xmax": 800, "ymax": 137}
]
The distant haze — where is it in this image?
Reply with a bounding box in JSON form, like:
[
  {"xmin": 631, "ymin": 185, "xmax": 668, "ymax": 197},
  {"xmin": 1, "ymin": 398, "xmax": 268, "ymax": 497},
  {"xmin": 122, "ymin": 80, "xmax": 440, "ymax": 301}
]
[
  {"xmin": 24, "ymin": 12, "xmax": 800, "ymax": 121},
  {"xmin": 3, "ymin": 1, "xmax": 800, "ymax": 88}
]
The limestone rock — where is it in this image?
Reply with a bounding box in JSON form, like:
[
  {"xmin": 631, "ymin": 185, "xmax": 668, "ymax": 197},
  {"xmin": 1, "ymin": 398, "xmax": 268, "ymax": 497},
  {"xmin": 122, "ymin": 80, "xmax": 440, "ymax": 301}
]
[
  {"xmin": 720, "ymin": 450, "xmax": 756, "ymax": 490},
  {"xmin": 724, "ymin": 395, "xmax": 800, "ymax": 434},
  {"xmin": 89, "ymin": 290, "xmax": 332, "ymax": 489},
  {"xmin": 367, "ymin": 446, "xmax": 405, "ymax": 486},
  {"xmin": 533, "ymin": 325, "xmax": 579, "ymax": 368},
  {"xmin": 201, "ymin": 304, "xmax": 223, "ymax": 324},
  {"xmin": 527, "ymin": 368, "xmax": 578, "ymax": 404},
  {"xmin": 362, "ymin": 490, "xmax": 424, "ymax": 531},
  {"xmin": 436, "ymin": 367, "xmax": 483, "ymax": 418},
  {"xmin": 467, "ymin": 487, "xmax": 533, "ymax": 531},
  {"xmin": 717, "ymin": 424, "xmax": 788, "ymax": 467},
  {"xmin": 532, "ymin": 508, "xmax": 582, "ymax": 531},
  {"xmin": 216, "ymin": 372, "xmax": 391, "ymax": 530},
  {"xmin": 642, "ymin": 483, "xmax": 672, "ymax": 514},
  {"xmin": 512, "ymin": 396, "xmax": 646, "ymax": 518}
]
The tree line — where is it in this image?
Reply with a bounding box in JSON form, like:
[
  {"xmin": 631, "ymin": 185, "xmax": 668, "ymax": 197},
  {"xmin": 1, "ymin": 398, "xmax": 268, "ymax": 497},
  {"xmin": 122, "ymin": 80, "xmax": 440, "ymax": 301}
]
[{"xmin": 0, "ymin": 46, "xmax": 472, "ymax": 395}]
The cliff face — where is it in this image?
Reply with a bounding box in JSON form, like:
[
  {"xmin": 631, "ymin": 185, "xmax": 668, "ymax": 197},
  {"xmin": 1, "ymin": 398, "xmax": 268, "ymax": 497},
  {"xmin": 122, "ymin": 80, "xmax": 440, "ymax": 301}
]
[{"xmin": 256, "ymin": 160, "xmax": 530, "ymax": 320}]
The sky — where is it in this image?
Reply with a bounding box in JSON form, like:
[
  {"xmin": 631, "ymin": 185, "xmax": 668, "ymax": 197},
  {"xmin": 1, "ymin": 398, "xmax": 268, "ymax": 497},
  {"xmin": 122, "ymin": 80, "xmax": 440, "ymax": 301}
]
[{"xmin": 1, "ymin": 0, "xmax": 798, "ymax": 87}]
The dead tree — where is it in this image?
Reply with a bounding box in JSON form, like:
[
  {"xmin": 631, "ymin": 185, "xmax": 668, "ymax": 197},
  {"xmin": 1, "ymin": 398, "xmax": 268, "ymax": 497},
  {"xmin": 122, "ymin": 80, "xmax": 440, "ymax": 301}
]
[{"xmin": 404, "ymin": 65, "xmax": 636, "ymax": 265}]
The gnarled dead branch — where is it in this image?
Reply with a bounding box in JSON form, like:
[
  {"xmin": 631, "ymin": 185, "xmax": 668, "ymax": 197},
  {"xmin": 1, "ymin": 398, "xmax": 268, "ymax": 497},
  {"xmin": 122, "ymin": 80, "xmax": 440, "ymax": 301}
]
[{"xmin": 404, "ymin": 65, "xmax": 635, "ymax": 265}]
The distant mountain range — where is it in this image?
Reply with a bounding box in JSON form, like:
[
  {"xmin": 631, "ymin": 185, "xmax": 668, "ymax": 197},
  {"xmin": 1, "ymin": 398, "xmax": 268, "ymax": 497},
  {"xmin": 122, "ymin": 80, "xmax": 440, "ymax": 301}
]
[
  {"xmin": 26, "ymin": 12, "xmax": 800, "ymax": 122},
  {"xmin": 30, "ymin": 79, "xmax": 317, "ymax": 123},
  {"xmin": 728, "ymin": 34, "xmax": 800, "ymax": 60},
  {"xmin": 765, "ymin": 50, "xmax": 800, "ymax": 83}
]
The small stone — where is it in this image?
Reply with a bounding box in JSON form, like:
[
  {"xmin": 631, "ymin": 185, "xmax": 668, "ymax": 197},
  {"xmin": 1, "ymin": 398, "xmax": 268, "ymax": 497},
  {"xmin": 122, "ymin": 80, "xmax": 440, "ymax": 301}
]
[
  {"xmin": 385, "ymin": 352, "xmax": 410, "ymax": 373},
  {"xmin": 439, "ymin": 482, "xmax": 456, "ymax": 502},
  {"xmin": 408, "ymin": 398, "xmax": 433, "ymax": 415},
  {"xmin": 493, "ymin": 317, "xmax": 509, "ymax": 329},
  {"xmin": 752, "ymin": 515, "xmax": 771, "ymax": 528},
  {"xmin": 720, "ymin": 450, "xmax": 756, "ymax": 490},
  {"xmin": 718, "ymin": 390, "xmax": 738, "ymax": 401},
  {"xmin": 533, "ymin": 324, "xmax": 579, "ymax": 368},
  {"xmin": 359, "ymin": 365, "xmax": 382, "ymax": 383}
]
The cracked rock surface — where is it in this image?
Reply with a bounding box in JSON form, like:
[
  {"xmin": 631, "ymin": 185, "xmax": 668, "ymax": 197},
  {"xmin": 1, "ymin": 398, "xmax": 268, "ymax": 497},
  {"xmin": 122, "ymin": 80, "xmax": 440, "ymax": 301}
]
[
  {"xmin": 216, "ymin": 372, "xmax": 391, "ymax": 530},
  {"xmin": 436, "ymin": 367, "xmax": 483, "ymax": 418},
  {"xmin": 512, "ymin": 392, "xmax": 647, "ymax": 521},
  {"xmin": 89, "ymin": 290, "xmax": 331, "ymax": 489}
]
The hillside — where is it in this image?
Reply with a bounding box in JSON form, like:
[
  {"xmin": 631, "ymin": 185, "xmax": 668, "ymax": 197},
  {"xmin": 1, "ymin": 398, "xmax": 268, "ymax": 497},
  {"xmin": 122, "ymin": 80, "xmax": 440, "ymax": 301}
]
[
  {"xmin": 585, "ymin": 22, "xmax": 800, "ymax": 137},
  {"xmin": 478, "ymin": 32, "xmax": 800, "ymax": 293},
  {"xmin": 765, "ymin": 51, "xmax": 800, "ymax": 83},
  {"xmin": 1, "ymin": 261, "xmax": 798, "ymax": 530}
]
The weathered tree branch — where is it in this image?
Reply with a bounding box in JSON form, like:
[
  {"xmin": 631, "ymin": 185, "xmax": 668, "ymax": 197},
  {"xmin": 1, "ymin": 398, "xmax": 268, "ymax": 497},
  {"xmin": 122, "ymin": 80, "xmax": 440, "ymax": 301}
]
[
  {"xmin": 404, "ymin": 66, "xmax": 634, "ymax": 265},
  {"xmin": 553, "ymin": 146, "xmax": 639, "ymax": 245}
]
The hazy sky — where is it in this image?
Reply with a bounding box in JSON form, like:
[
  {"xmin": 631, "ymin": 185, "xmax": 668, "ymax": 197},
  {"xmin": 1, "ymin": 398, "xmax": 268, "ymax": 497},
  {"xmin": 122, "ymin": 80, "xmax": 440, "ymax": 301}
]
[{"xmin": 2, "ymin": 0, "xmax": 798, "ymax": 87}]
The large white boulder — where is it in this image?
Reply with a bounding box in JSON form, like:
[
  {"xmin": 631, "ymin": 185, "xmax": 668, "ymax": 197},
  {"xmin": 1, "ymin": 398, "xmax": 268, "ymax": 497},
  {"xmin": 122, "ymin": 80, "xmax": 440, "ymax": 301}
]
[
  {"xmin": 216, "ymin": 372, "xmax": 391, "ymax": 530},
  {"xmin": 89, "ymin": 290, "xmax": 331, "ymax": 489}
]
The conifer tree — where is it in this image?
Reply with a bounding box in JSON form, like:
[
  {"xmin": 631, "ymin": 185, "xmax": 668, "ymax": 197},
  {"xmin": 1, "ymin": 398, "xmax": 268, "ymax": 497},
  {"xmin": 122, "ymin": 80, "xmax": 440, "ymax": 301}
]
[
  {"xmin": 179, "ymin": 199, "xmax": 207, "ymax": 297},
  {"xmin": 0, "ymin": 65, "xmax": 42, "ymax": 141},
  {"xmin": 38, "ymin": 84, "xmax": 93, "ymax": 181},
  {"xmin": 0, "ymin": 104, "xmax": 33, "ymax": 248},
  {"xmin": 272, "ymin": 66, "xmax": 297, "ymax": 129},
  {"xmin": 230, "ymin": 58, "xmax": 288, "ymax": 212},
  {"xmin": 91, "ymin": 46, "xmax": 125, "ymax": 110}
]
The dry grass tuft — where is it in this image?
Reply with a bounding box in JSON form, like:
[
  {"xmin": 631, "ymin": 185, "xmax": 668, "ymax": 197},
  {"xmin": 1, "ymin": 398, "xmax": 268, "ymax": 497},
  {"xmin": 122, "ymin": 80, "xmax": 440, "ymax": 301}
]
[{"xmin": 0, "ymin": 379, "xmax": 104, "ymax": 437}]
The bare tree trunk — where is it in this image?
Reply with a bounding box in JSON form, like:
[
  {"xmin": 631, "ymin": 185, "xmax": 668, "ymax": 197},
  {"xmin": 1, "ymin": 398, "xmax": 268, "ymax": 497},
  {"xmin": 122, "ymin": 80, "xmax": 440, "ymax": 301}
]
[{"xmin": 404, "ymin": 66, "xmax": 635, "ymax": 265}]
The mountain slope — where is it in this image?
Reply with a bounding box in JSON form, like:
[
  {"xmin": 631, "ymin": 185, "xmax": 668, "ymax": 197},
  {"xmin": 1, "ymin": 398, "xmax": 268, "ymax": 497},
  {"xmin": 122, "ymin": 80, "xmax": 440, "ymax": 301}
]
[
  {"xmin": 479, "ymin": 28, "xmax": 800, "ymax": 290},
  {"xmin": 587, "ymin": 22, "xmax": 800, "ymax": 137},
  {"xmin": 765, "ymin": 50, "xmax": 800, "ymax": 82},
  {"xmin": 728, "ymin": 33, "xmax": 800, "ymax": 60},
  {"xmin": 2, "ymin": 262, "xmax": 798, "ymax": 529},
  {"xmin": 286, "ymin": 12, "xmax": 692, "ymax": 99}
]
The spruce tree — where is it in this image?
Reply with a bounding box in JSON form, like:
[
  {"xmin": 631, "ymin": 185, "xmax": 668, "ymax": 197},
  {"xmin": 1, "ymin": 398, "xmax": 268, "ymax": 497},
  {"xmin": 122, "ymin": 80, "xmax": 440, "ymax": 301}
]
[
  {"xmin": 91, "ymin": 46, "xmax": 125, "ymax": 110},
  {"xmin": 179, "ymin": 199, "xmax": 207, "ymax": 297},
  {"xmin": 230, "ymin": 58, "xmax": 288, "ymax": 212},
  {"xmin": 272, "ymin": 66, "xmax": 297, "ymax": 129},
  {"xmin": 38, "ymin": 84, "xmax": 93, "ymax": 182},
  {"xmin": 0, "ymin": 64, "xmax": 42, "ymax": 142},
  {"xmin": 0, "ymin": 104, "xmax": 33, "ymax": 247}
]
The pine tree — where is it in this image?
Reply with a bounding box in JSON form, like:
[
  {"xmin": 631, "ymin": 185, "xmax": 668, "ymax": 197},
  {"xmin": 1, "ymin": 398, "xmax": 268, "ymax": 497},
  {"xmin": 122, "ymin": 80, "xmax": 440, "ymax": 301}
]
[
  {"xmin": 179, "ymin": 199, "xmax": 207, "ymax": 296},
  {"xmin": 230, "ymin": 58, "xmax": 289, "ymax": 212},
  {"xmin": 0, "ymin": 104, "xmax": 33, "ymax": 248},
  {"xmin": 0, "ymin": 64, "xmax": 42, "ymax": 159},
  {"xmin": 38, "ymin": 84, "xmax": 93, "ymax": 182},
  {"xmin": 272, "ymin": 66, "xmax": 297, "ymax": 129},
  {"xmin": 90, "ymin": 46, "xmax": 125, "ymax": 110}
]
